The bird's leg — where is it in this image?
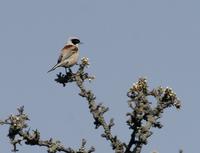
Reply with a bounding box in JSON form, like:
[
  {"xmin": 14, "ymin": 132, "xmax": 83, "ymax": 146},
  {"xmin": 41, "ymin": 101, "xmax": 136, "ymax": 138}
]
[
  {"xmin": 68, "ymin": 68, "xmax": 72, "ymax": 74},
  {"xmin": 65, "ymin": 68, "xmax": 68, "ymax": 74}
]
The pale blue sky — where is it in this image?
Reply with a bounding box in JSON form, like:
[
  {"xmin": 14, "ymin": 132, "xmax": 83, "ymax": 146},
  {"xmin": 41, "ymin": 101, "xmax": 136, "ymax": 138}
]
[{"xmin": 0, "ymin": 1, "xmax": 199, "ymax": 153}]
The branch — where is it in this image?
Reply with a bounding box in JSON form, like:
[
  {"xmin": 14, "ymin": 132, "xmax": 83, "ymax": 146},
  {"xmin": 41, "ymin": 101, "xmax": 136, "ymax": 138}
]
[
  {"xmin": 1, "ymin": 57, "xmax": 182, "ymax": 153},
  {"xmin": 55, "ymin": 58, "xmax": 181, "ymax": 153},
  {"xmin": 0, "ymin": 106, "xmax": 95, "ymax": 153},
  {"xmin": 55, "ymin": 57, "xmax": 124, "ymax": 153},
  {"xmin": 125, "ymin": 78, "xmax": 181, "ymax": 153}
]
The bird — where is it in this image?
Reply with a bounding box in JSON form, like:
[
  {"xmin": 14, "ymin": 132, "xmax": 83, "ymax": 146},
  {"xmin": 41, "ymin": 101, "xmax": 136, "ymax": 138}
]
[{"xmin": 48, "ymin": 37, "xmax": 82, "ymax": 73}]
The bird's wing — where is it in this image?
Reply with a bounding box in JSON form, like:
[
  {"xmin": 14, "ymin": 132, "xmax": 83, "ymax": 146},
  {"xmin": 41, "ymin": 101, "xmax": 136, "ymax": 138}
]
[
  {"xmin": 57, "ymin": 45, "xmax": 78, "ymax": 64},
  {"xmin": 57, "ymin": 53, "xmax": 63, "ymax": 64}
]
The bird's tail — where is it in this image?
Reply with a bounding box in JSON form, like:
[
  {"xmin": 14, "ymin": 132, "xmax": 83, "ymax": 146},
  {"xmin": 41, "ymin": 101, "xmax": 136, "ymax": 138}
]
[{"xmin": 47, "ymin": 64, "xmax": 60, "ymax": 73}]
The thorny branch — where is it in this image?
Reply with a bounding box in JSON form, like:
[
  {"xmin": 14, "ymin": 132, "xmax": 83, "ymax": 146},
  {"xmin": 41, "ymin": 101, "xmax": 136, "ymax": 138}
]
[
  {"xmin": 0, "ymin": 106, "xmax": 95, "ymax": 153},
  {"xmin": 55, "ymin": 57, "xmax": 181, "ymax": 153},
  {"xmin": 55, "ymin": 57, "xmax": 124, "ymax": 153},
  {"xmin": 125, "ymin": 78, "xmax": 181, "ymax": 153},
  {"xmin": 0, "ymin": 57, "xmax": 181, "ymax": 153}
]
